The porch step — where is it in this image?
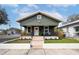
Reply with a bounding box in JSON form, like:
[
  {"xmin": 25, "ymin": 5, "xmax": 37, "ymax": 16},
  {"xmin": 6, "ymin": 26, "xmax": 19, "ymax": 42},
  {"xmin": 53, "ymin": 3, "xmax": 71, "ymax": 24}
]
[{"xmin": 31, "ymin": 36, "xmax": 44, "ymax": 48}]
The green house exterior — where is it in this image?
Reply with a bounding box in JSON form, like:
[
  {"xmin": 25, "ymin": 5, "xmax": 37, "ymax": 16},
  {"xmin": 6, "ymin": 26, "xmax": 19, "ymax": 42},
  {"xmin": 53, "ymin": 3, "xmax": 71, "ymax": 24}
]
[{"xmin": 17, "ymin": 12, "xmax": 61, "ymax": 36}]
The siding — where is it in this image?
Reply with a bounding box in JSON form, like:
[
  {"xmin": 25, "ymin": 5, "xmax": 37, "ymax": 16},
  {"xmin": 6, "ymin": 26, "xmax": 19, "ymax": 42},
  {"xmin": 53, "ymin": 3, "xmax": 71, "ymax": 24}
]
[
  {"xmin": 62, "ymin": 23, "xmax": 79, "ymax": 37},
  {"xmin": 20, "ymin": 14, "xmax": 59, "ymax": 26}
]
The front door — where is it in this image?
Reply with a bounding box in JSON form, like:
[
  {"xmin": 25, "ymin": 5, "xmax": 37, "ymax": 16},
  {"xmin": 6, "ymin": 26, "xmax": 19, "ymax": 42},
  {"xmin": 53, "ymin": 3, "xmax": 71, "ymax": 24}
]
[{"xmin": 34, "ymin": 27, "xmax": 39, "ymax": 35}]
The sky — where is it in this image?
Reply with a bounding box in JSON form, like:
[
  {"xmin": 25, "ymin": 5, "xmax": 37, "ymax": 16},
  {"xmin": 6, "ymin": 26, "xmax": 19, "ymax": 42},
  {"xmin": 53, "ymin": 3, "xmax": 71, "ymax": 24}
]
[{"xmin": 0, "ymin": 4, "xmax": 79, "ymax": 29}]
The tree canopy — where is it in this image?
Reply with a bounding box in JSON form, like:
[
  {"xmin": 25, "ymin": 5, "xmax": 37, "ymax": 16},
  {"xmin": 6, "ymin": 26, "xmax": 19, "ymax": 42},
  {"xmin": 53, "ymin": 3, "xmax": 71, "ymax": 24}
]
[
  {"xmin": 67, "ymin": 14, "xmax": 79, "ymax": 22},
  {"xmin": 0, "ymin": 8, "xmax": 9, "ymax": 25}
]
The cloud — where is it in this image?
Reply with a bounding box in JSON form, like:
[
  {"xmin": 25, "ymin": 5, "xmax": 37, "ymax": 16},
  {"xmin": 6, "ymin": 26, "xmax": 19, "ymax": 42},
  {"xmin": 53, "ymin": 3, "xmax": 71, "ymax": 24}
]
[
  {"xmin": 12, "ymin": 4, "xmax": 38, "ymax": 18},
  {"xmin": 13, "ymin": 6, "xmax": 31, "ymax": 16},
  {"xmin": 48, "ymin": 4, "xmax": 77, "ymax": 8},
  {"xmin": 16, "ymin": 9, "xmax": 33, "ymax": 20},
  {"xmin": 27, "ymin": 4, "xmax": 39, "ymax": 9},
  {"xmin": 41, "ymin": 10, "xmax": 65, "ymax": 21}
]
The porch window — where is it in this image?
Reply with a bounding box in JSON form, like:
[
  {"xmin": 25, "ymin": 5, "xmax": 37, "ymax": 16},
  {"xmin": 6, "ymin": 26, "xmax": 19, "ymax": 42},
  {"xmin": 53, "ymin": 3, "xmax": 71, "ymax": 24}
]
[
  {"xmin": 28, "ymin": 27, "xmax": 31, "ymax": 32},
  {"xmin": 37, "ymin": 15, "xmax": 42, "ymax": 19},
  {"xmin": 27, "ymin": 27, "xmax": 32, "ymax": 35},
  {"xmin": 44, "ymin": 26, "xmax": 49, "ymax": 35}
]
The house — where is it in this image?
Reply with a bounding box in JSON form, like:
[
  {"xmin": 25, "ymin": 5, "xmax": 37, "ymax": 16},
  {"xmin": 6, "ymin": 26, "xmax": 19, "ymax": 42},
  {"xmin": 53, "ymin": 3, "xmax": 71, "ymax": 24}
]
[
  {"xmin": 6, "ymin": 28, "xmax": 21, "ymax": 35},
  {"xmin": 59, "ymin": 20, "xmax": 79, "ymax": 38},
  {"xmin": 0, "ymin": 29, "xmax": 5, "ymax": 35},
  {"xmin": 17, "ymin": 12, "xmax": 61, "ymax": 37}
]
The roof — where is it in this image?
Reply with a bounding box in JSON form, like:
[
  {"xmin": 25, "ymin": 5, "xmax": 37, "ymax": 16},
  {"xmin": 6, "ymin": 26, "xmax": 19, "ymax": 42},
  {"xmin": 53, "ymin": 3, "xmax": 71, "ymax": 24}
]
[
  {"xmin": 59, "ymin": 20, "xmax": 79, "ymax": 28},
  {"xmin": 17, "ymin": 12, "xmax": 62, "ymax": 22}
]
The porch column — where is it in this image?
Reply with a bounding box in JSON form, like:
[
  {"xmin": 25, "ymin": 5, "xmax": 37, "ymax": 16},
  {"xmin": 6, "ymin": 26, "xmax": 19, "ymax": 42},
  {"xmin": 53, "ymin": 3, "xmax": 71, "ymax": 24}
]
[
  {"xmin": 24, "ymin": 26, "xmax": 28, "ymax": 34},
  {"xmin": 20, "ymin": 24, "xmax": 23, "ymax": 39}
]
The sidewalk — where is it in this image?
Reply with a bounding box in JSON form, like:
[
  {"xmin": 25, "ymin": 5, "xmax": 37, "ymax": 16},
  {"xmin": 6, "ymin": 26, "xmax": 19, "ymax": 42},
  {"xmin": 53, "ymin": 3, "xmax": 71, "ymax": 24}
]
[{"xmin": 0, "ymin": 49, "xmax": 79, "ymax": 55}]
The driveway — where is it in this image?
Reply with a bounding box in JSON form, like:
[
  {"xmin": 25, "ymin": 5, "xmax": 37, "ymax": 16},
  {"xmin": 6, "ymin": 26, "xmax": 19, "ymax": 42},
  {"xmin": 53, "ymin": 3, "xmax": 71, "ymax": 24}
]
[{"xmin": 0, "ymin": 49, "xmax": 79, "ymax": 55}]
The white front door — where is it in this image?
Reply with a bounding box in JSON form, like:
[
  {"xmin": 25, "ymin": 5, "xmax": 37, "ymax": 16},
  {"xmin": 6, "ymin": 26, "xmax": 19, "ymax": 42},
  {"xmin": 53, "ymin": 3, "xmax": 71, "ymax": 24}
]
[{"xmin": 34, "ymin": 27, "xmax": 39, "ymax": 35}]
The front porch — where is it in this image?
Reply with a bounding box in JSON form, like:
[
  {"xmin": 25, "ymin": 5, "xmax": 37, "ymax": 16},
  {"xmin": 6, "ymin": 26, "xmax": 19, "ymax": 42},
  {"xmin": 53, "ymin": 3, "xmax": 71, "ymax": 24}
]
[{"xmin": 23, "ymin": 26, "xmax": 57, "ymax": 36}]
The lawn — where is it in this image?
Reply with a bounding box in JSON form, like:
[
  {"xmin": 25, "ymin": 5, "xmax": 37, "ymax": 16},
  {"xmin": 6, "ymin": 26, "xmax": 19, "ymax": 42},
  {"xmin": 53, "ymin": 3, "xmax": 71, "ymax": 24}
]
[
  {"xmin": 6, "ymin": 38, "xmax": 79, "ymax": 43},
  {"xmin": 6, "ymin": 39, "xmax": 31, "ymax": 43},
  {"xmin": 44, "ymin": 38, "xmax": 79, "ymax": 43}
]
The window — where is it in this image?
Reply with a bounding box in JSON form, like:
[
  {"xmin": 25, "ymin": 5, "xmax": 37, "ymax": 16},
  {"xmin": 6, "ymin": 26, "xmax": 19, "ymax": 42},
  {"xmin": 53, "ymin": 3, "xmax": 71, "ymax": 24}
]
[
  {"xmin": 44, "ymin": 26, "xmax": 49, "ymax": 35},
  {"xmin": 75, "ymin": 26, "xmax": 79, "ymax": 32},
  {"xmin": 37, "ymin": 15, "xmax": 42, "ymax": 19},
  {"xmin": 45, "ymin": 27, "xmax": 48, "ymax": 30},
  {"xmin": 28, "ymin": 27, "xmax": 31, "ymax": 32},
  {"xmin": 27, "ymin": 27, "xmax": 32, "ymax": 34}
]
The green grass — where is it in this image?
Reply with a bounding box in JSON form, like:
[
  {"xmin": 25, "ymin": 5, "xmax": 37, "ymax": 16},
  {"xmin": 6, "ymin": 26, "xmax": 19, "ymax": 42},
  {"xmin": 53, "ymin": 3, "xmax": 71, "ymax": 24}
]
[
  {"xmin": 44, "ymin": 38, "xmax": 79, "ymax": 43},
  {"xmin": 7, "ymin": 39, "xmax": 31, "ymax": 43},
  {"xmin": 6, "ymin": 38, "xmax": 79, "ymax": 43}
]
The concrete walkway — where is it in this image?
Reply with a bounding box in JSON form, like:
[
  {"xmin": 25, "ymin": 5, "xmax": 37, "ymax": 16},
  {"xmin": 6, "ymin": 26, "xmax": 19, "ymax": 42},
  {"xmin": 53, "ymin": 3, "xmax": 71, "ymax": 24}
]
[
  {"xmin": 0, "ymin": 49, "xmax": 79, "ymax": 55},
  {"xmin": 31, "ymin": 36, "xmax": 44, "ymax": 48}
]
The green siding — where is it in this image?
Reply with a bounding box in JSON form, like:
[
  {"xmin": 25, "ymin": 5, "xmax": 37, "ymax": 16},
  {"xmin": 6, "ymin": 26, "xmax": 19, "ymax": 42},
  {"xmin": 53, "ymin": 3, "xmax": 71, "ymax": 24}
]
[{"xmin": 20, "ymin": 14, "xmax": 59, "ymax": 26}]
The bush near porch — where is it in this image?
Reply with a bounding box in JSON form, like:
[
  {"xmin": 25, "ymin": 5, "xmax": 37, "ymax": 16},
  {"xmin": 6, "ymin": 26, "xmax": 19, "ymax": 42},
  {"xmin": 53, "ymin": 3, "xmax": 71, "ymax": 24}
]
[
  {"xmin": 54, "ymin": 27, "xmax": 65, "ymax": 38},
  {"xmin": 44, "ymin": 38, "xmax": 79, "ymax": 43}
]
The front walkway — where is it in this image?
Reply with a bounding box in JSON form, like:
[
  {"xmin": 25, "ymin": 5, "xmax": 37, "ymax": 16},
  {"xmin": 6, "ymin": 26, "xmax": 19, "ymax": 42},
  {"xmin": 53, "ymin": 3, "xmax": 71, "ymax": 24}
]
[
  {"xmin": 0, "ymin": 49, "xmax": 79, "ymax": 55},
  {"xmin": 31, "ymin": 36, "xmax": 44, "ymax": 48}
]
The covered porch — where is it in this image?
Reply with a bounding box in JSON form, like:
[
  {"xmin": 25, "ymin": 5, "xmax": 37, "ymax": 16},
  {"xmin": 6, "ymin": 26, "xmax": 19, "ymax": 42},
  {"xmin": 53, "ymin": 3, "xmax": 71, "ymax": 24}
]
[{"xmin": 23, "ymin": 26, "xmax": 57, "ymax": 36}]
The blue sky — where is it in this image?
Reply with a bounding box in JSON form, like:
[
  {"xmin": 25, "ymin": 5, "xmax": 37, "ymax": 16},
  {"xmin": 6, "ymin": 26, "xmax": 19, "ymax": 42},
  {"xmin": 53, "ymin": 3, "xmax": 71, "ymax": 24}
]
[{"xmin": 0, "ymin": 4, "xmax": 79, "ymax": 29}]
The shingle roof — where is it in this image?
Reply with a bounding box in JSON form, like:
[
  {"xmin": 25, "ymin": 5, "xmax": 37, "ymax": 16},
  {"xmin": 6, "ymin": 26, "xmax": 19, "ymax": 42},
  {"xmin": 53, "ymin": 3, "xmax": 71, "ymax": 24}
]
[{"xmin": 17, "ymin": 11, "xmax": 62, "ymax": 22}]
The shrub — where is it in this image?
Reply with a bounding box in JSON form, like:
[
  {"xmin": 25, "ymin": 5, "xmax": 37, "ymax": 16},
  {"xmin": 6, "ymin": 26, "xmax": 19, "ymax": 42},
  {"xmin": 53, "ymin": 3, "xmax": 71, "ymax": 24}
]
[
  {"xmin": 54, "ymin": 27, "xmax": 65, "ymax": 38},
  {"xmin": 21, "ymin": 31, "xmax": 27, "ymax": 36}
]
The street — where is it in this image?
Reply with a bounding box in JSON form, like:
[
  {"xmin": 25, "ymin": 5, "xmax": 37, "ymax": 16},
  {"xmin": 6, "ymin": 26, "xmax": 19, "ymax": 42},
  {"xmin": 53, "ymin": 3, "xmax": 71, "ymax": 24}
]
[{"xmin": 0, "ymin": 35, "xmax": 20, "ymax": 43}]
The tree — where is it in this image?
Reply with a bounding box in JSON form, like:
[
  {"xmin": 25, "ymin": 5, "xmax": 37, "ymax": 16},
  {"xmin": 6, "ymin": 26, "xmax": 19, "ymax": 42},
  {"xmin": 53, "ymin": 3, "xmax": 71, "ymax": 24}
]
[
  {"xmin": 0, "ymin": 7, "xmax": 9, "ymax": 25},
  {"xmin": 54, "ymin": 27, "xmax": 65, "ymax": 38},
  {"xmin": 67, "ymin": 14, "xmax": 79, "ymax": 22}
]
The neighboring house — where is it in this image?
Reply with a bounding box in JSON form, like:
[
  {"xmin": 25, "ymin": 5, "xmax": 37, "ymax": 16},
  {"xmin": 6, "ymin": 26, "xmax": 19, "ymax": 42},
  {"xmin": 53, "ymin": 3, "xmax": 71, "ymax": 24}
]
[
  {"xmin": 59, "ymin": 20, "xmax": 79, "ymax": 38},
  {"xmin": 17, "ymin": 12, "xmax": 61, "ymax": 36},
  {"xmin": 0, "ymin": 29, "xmax": 7, "ymax": 35},
  {"xmin": 0, "ymin": 29, "xmax": 4, "ymax": 35},
  {"xmin": 6, "ymin": 28, "xmax": 21, "ymax": 35}
]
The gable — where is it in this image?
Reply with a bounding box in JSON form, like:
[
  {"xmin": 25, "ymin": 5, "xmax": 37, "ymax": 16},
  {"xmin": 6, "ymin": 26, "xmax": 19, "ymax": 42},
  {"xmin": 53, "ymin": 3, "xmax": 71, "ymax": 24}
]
[{"xmin": 19, "ymin": 13, "xmax": 60, "ymax": 26}]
